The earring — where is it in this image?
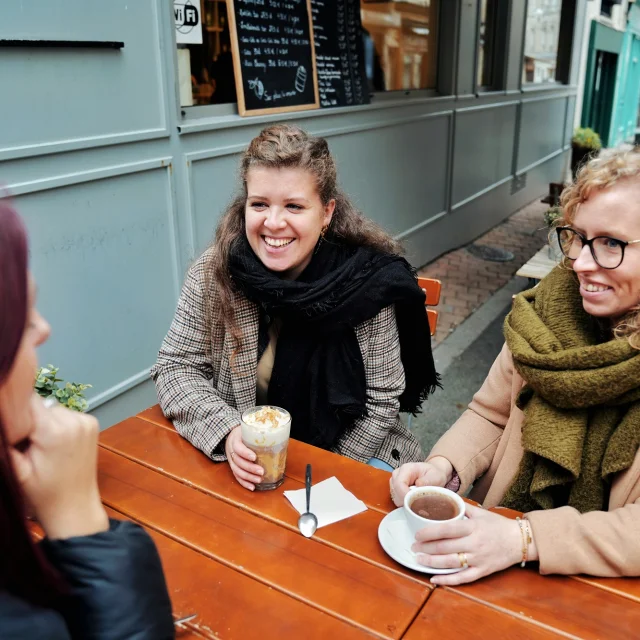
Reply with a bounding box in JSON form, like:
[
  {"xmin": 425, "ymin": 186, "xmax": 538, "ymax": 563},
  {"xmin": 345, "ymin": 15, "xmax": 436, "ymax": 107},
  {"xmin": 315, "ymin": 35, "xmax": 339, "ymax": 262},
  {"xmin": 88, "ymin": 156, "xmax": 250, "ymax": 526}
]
[{"xmin": 320, "ymin": 225, "xmax": 328, "ymax": 238}]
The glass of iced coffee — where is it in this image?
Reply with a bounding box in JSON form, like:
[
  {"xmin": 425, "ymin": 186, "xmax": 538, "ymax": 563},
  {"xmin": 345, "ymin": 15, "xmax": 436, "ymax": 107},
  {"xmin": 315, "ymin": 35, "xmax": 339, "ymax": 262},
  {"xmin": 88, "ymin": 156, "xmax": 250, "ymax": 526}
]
[{"xmin": 240, "ymin": 405, "xmax": 291, "ymax": 491}]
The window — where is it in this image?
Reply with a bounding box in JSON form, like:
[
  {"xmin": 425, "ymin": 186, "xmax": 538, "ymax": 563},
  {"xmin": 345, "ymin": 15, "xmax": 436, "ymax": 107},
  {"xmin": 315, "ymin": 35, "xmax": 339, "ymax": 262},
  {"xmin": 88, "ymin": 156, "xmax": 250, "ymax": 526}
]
[
  {"xmin": 177, "ymin": 0, "xmax": 235, "ymax": 107},
  {"xmin": 522, "ymin": 0, "xmax": 562, "ymax": 84},
  {"xmin": 600, "ymin": 0, "xmax": 621, "ymax": 19},
  {"xmin": 177, "ymin": 0, "xmax": 440, "ymax": 109},
  {"xmin": 476, "ymin": 0, "xmax": 507, "ymax": 90},
  {"xmin": 359, "ymin": 0, "xmax": 439, "ymax": 92}
]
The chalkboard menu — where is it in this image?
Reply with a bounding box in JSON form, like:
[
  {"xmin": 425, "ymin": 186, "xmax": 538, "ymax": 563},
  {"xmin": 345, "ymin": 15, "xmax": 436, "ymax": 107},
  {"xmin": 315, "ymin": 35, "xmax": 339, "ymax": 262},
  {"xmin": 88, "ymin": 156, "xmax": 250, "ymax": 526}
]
[
  {"xmin": 227, "ymin": 0, "xmax": 320, "ymax": 115},
  {"xmin": 311, "ymin": 0, "xmax": 369, "ymax": 108}
]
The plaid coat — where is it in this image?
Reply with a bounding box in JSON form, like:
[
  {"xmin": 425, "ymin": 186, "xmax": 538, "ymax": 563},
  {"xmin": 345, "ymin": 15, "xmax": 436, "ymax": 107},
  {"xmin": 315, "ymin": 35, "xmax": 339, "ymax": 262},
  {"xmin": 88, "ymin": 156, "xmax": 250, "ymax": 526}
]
[{"xmin": 151, "ymin": 249, "xmax": 424, "ymax": 468}]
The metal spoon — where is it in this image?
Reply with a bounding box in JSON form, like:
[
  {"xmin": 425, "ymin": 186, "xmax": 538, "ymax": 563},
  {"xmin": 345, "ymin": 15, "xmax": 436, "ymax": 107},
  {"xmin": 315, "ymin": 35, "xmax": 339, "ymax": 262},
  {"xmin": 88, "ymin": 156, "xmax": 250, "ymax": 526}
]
[{"xmin": 297, "ymin": 463, "xmax": 318, "ymax": 538}]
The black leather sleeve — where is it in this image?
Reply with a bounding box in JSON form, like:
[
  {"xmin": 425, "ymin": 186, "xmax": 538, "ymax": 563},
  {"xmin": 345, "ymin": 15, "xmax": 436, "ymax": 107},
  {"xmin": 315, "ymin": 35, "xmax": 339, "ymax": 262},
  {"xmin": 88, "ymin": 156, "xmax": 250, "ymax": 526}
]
[
  {"xmin": 0, "ymin": 591, "xmax": 71, "ymax": 640},
  {"xmin": 41, "ymin": 519, "xmax": 175, "ymax": 640}
]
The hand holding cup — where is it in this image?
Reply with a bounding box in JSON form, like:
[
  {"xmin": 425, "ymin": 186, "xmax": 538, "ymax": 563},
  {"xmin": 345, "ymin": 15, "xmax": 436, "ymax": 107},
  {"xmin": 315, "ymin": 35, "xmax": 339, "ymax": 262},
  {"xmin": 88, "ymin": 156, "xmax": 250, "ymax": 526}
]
[{"xmin": 390, "ymin": 456, "xmax": 454, "ymax": 507}]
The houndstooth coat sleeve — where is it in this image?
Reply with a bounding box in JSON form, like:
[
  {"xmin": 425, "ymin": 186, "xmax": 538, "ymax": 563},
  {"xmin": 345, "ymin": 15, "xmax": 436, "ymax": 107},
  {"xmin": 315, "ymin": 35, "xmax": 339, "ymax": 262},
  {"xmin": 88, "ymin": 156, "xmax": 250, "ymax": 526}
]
[{"xmin": 151, "ymin": 249, "xmax": 424, "ymax": 468}]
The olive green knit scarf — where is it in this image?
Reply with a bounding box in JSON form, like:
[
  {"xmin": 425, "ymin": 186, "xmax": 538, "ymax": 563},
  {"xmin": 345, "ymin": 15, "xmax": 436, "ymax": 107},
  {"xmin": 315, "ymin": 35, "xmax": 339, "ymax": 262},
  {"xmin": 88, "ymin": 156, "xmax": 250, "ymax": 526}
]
[{"xmin": 500, "ymin": 266, "xmax": 640, "ymax": 513}]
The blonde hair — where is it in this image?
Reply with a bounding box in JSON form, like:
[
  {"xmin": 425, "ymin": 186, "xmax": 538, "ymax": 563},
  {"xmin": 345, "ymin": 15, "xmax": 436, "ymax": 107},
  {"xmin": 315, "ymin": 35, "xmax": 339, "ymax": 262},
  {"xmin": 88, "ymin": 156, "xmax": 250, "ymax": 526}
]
[
  {"xmin": 207, "ymin": 124, "xmax": 402, "ymax": 352},
  {"xmin": 560, "ymin": 145, "xmax": 640, "ymax": 349}
]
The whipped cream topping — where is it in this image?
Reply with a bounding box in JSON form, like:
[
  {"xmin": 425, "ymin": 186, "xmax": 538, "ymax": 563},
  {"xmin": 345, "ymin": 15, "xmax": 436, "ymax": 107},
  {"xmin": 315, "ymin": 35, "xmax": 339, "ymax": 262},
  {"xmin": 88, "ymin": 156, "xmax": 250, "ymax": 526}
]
[{"xmin": 241, "ymin": 405, "xmax": 291, "ymax": 447}]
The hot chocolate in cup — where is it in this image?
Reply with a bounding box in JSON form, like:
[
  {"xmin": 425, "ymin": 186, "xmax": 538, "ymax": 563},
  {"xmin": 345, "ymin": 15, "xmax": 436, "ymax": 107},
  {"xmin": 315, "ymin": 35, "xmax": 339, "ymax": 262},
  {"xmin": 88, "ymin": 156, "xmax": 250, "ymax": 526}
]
[
  {"xmin": 403, "ymin": 486, "xmax": 466, "ymax": 538},
  {"xmin": 240, "ymin": 405, "xmax": 291, "ymax": 491}
]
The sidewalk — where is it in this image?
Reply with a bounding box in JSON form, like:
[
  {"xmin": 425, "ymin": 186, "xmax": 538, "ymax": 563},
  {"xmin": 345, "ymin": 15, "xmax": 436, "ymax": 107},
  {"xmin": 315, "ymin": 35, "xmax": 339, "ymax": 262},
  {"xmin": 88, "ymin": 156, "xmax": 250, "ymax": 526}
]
[
  {"xmin": 418, "ymin": 198, "xmax": 549, "ymax": 347},
  {"xmin": 409, "ymin": 197, "xmax": 550, "ymax": 452}
]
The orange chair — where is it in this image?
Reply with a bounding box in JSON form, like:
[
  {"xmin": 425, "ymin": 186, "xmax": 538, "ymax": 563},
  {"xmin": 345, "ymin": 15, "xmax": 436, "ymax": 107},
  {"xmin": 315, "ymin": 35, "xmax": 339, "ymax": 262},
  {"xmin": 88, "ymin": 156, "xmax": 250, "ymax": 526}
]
[{"xmin": 417, "ymin": 277, "xmax": 441, "ymax": 336}]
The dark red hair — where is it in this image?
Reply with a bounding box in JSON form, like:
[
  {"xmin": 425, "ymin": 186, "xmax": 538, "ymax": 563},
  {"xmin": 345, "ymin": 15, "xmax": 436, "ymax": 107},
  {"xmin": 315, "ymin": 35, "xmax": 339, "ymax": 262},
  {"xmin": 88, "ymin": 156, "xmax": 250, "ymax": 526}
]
[{"xmin": 0, "ymin": 199, "xmax": 61, "ymax": 604}]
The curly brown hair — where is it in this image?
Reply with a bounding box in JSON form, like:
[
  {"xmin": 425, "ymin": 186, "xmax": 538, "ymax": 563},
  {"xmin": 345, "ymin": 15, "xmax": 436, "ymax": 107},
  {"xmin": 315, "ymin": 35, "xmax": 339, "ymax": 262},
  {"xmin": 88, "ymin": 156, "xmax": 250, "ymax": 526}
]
[
  {"xmin": 206, "ymin": 124, "xmax": 402, "ymax": 351},
  {"xmin": 560, "ymin": 144, "xmax": 640, "ymax": 349}
]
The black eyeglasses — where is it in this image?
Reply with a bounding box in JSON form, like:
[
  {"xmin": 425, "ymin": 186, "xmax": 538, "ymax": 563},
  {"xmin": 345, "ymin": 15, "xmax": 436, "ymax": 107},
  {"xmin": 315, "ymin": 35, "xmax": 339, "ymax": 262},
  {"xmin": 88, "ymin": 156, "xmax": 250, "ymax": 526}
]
[{"xmin": 556, "ymin": 226, "xmax": 640, "ymax": 269}]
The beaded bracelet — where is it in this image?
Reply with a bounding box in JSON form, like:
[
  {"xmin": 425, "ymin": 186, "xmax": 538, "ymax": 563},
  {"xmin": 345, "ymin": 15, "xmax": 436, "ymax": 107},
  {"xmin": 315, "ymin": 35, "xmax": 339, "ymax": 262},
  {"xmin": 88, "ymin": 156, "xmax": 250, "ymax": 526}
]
[{"xmin": 515, "ymin": 517, "xmax": 532, "ymax": 567}]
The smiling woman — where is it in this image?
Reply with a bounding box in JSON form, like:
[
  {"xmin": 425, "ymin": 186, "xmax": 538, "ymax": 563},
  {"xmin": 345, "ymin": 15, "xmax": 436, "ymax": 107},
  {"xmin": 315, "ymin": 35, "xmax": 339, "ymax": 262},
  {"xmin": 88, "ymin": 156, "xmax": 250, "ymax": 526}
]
[
  {"xmin": 390, "ymin": 145, "xmax": 640, "ymax": 586},
  {"xmin": 559, "ymin": 148, "xmax": 640, "ymax": 343},
  {"xmin": 244, "ymin": 166, "xmax": 334, "ymax": 281},
  {"xmin": 151, "ymin": 124, "xmax": 439, "ymax": 490}
]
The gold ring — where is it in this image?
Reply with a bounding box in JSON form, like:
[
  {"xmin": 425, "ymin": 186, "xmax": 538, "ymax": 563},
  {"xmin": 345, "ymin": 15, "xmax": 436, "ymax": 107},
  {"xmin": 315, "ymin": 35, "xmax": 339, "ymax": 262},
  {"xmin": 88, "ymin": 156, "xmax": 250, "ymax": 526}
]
[
  {"xmin": 458, "ymin": 552, "xmax": 469, "ymax": 569},
  {"xmin": 230, "ymin": 451, "xmax": 235, "ymax": 461}
]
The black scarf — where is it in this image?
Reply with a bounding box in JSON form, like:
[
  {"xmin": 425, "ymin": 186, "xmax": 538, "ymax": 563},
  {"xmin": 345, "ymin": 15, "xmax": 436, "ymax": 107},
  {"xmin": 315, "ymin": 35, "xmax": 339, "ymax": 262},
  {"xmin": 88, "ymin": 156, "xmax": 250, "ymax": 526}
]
[{"xmin": 228, "ymin": 236, "xmax": 440, "ymax": 450}]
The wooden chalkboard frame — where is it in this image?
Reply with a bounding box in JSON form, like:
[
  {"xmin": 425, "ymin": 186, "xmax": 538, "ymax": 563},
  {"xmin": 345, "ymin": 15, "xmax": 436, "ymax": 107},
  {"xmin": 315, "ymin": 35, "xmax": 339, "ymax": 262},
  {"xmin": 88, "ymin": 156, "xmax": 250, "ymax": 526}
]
[{"xmin": 226, "ymin": 0, "xmax": 320, "ymax": 116}]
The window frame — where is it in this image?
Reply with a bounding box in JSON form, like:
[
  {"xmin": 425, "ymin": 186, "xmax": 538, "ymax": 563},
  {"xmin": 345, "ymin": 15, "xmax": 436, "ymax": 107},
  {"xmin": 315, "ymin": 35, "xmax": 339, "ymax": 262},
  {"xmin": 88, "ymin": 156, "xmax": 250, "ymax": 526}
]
[
  {"xmin": 475, "ymin": 0, "xmax": 509, "ymax": 93},
  {"xmin": 520, "ymin": 0, "xmax": 578, "ymax": 89},
  {"xmin": 600, "ymin": 0, "xmax": 622, "ymax": 19},
  {"xmin": 176, "ymin": 0, "xmax": 449, "ymax": 123}
]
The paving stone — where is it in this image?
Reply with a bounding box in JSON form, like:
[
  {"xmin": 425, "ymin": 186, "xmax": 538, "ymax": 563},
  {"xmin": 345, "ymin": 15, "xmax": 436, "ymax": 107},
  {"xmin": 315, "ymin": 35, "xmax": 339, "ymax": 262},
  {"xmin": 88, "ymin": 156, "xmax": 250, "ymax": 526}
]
[{"xmin": 418, "ymin": 199, "xmax": 548, "ymax": 347}]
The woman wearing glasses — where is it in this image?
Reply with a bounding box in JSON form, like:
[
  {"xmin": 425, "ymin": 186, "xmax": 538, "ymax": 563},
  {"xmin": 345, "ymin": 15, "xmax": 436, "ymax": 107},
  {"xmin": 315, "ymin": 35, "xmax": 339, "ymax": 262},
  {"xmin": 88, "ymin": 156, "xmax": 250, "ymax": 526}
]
[{"xmin": 390, "ymin": 145, "xmax": 640, "ymax": 584}]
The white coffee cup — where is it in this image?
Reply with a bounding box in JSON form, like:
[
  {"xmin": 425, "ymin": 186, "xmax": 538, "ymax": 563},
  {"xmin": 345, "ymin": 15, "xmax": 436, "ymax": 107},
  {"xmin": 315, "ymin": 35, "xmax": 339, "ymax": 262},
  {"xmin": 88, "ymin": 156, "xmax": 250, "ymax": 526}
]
[{"xmin": 403, "ymin": 486, "xmax": 466, "ymax": 538}]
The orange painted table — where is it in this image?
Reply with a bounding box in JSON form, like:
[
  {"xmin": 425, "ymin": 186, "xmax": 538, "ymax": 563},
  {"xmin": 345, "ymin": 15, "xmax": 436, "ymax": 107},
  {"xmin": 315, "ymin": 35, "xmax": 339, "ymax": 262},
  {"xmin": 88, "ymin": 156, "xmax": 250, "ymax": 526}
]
[{"xmin": 98, "ymin": 405, "xmax": 640, "ymax": 639}]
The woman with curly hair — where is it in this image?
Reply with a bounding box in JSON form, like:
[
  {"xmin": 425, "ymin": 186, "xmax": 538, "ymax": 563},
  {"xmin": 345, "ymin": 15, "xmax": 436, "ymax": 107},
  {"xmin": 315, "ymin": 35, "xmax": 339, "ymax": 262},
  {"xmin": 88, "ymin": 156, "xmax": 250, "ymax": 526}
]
[
  {"xmin": 152, "ymin": 124, "xmax": 438, "ymax": 489},
  {"xmin": 391, "ymin": 145, "xmax": 640, "ymax": 584}
]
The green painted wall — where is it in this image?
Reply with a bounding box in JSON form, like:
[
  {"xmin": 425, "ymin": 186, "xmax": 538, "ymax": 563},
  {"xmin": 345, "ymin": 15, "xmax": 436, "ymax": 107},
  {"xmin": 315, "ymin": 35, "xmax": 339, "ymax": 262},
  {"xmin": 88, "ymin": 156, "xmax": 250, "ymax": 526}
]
[{"xmin": 582, "ymin": 13, "xmax": 640, "ymax": 146}]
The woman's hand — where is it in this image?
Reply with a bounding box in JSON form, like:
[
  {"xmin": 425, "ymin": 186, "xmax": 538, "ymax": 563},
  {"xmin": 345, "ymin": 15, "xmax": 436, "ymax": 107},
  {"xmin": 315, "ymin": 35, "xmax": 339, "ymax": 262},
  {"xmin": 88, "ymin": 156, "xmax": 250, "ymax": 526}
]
[
  {"xmin": 411, "ymin": 504, "xmax": 536, "ymax": 585},
  {"xmin": 225, "ymin": 425, "xmax": 264, "ymax": 491},
  {"xmin": 389, "ymin": 457, "xmax": 453, "ymax": 507},
  {"xmin": 10, "ymin": 395, "xmax": 109, "ymax": 540}
]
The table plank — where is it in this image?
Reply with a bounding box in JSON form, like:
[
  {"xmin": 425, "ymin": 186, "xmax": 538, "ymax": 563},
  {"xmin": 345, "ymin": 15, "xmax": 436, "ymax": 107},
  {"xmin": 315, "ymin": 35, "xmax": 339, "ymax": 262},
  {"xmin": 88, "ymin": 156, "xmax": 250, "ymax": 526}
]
[
  {"xmin": 129, "ymin": 516, "xmax": 377, "ymax": 639},
  {"xmin": 572, "ymin": 576, "xmax": 640, "ymax": 605},
  {"xmin": 448, "ymin": 567, "xmax": 640, "ymax": 639},
  {"xmin": 32, "ymin": 508, "xmax": 376, "ymax": 639},
  {"xmin": 516, "ymin": 246, "xmax": 556, "ymax": 281},
  {"xmin": 97, "ymin": 448, "xmax": 429, "ymax": 639},
  {"xmin": 404, "ymin": 588, "xmax": 563, "ymax": 639},
  {"xmin": 133, "ymin": 408, "xmax": 483, "ymax": 512},
  {"xmin": 100, "ymin": 417, "xmax": 435, "ymax": 584},
  {"xmin": 135, "ymin": 407, "xmax": 396, "ymax": 514}
]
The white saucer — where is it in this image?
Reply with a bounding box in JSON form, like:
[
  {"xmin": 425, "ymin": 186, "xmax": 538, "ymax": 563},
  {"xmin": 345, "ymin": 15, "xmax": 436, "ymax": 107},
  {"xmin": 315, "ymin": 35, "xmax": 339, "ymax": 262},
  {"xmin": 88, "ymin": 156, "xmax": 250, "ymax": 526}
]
[{"xmin": 377, "ymin": 508, "xmax": 464, "ymax": 575}]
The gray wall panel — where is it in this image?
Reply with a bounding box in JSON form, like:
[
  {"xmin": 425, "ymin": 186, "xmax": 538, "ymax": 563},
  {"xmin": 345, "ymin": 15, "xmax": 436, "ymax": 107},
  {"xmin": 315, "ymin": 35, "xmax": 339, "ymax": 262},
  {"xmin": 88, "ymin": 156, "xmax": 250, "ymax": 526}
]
[
  {"xmin": 451, "ymin": 104, "xmax": 518, "ymax": 207},
  {"xmin": 327, "ymin": 117, "xmax": 450, "ymax": 236},
  {"xmin": 186, "ymin": 115, "xmax": 451, "ymax": 253},
  {"xmin": 517, "ymin": 97, "xmax": 567, "ymax": 172},
  {"xmin": 20, "ymin": 167, "xmax": 179, "ymax": 411},
  {"xmin": 189, "ymin": 152, "xmax": 242, "ymax": 256},
  {"xmin": 0, "ymin": 0, "xmax": 167, "ymax": 158},
  {"xmin": 404, "ymin": 151, "xmax": 570, "ymax": 266}
]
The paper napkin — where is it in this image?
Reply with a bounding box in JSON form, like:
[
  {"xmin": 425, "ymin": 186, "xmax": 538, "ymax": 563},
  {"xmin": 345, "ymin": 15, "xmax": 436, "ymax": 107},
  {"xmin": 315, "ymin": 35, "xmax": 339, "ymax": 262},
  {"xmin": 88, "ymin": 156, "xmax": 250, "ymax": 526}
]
[{"xmin": 283, "ymin": 476, "xmax": 367, "ymax": 528}]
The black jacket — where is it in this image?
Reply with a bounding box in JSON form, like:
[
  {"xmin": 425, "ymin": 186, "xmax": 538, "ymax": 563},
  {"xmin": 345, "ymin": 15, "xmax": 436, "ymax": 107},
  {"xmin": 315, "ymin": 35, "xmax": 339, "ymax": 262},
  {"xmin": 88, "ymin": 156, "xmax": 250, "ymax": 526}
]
[{"xmin": 0, "ymin": 519, "xmax": 175, "ymax": 639}]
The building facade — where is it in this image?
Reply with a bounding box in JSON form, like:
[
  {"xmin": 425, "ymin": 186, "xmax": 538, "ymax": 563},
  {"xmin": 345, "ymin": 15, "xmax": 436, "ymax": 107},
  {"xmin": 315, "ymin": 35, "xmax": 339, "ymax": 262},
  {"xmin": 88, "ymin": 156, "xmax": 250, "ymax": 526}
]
[
  {"xmin": 575, "ymin": 0, "xmax": 640, "ymax": 145},
  {"xmin": 0, "ymin": 0, "xmax": 587, "ymax": 428}
]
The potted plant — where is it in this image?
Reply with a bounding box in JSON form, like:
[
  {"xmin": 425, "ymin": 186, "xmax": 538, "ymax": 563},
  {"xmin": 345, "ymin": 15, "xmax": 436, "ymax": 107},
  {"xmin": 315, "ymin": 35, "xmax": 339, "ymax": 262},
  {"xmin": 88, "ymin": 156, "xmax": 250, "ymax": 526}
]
[
  {"xmin": 544, "ymin": 205, "xmax": 564, "ymax": 260},
  {"xmin": 571, "ymin": 127, "xmax": 602, "ymax": 178},
  {"xmin": 34, "ymin": 365, "xmax": 92, "ymax": 412}
]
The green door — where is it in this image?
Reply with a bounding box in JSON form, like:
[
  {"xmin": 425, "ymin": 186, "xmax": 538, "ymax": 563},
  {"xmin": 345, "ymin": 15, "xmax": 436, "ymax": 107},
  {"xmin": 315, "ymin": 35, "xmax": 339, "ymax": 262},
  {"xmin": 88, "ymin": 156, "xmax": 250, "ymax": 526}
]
[{"xmin": 581, "ymin": 20, "xmax": 624, "ymax": 147}]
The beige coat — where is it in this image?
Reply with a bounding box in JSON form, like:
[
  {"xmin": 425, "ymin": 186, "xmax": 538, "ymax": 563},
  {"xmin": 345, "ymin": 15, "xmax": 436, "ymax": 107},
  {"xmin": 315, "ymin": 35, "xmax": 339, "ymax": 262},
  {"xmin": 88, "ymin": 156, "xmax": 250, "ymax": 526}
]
[{"xmin": 429, "ymin": 343, "xmax": 640, "ymax": 577}]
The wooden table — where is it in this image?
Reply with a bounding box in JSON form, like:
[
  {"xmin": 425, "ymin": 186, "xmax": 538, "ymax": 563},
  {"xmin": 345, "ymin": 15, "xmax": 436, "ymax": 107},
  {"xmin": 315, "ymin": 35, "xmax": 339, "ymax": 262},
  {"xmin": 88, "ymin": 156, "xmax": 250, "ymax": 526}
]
[
  {"xmin": 98, "ymin": 405, "xmax": 640, "ymax": 639},
  {"xmin": 516, "ymin": 246, "xmax": 557, "ymax": 282}
]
